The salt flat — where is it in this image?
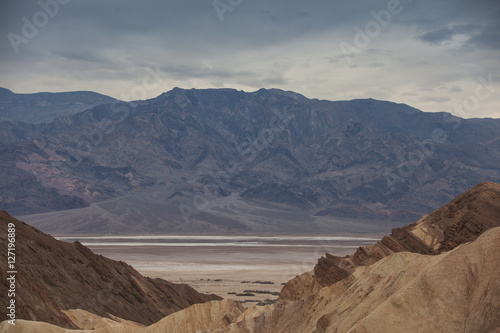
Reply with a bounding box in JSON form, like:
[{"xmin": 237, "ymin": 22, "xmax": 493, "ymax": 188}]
[{"xmin": 57, "ymin": 234, "xmax": 383, "ymax": 305}]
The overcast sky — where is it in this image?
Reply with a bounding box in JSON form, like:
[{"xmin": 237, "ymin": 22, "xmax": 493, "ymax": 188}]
[{"xmin": 1, "ymin": 0, "xmax": 499, "ymax": 118}]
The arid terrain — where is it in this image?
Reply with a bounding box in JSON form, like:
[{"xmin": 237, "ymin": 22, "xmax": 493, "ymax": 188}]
[
  {"xmin": 2, "ymin": 0, "xmax": 499, "ymax": 331},
  {"xmin": 1, "ymin": 182, "xmax": 500, "ymax": 332},
  {"xmin": 0, "ymin": 211, "xmax": 221, "ymax": 329}
]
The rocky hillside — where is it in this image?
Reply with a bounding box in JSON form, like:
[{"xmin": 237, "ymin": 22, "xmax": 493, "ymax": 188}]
[
  {"xmin": 0, "ymin": 299, "xmax": 247, "ymax": 332},
  {"xmin": 2, "ymin": 88, "xmax": 500, "ymax": 229},
  {"xmin": 280, "ymin": 181, "xmax": 500, "ymax": 301},
  {"xmin": 0, "ymin": 211, "xmax": 220, "ymax": 329}
]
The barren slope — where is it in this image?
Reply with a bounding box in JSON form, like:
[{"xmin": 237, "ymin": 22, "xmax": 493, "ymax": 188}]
[
  {"xmin": 0, "ymin": 211, "xmax": 220, "ymax": 329},
  {"xmin": 209, "ymin": 226, "xmax": 500, "ymax": 333},
  {"xmin": 2, "ymin": 183, "xmax": 500, "ymax": 332}
]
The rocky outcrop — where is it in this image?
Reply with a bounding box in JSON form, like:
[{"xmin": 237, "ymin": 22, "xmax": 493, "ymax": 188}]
[
  {"xmin": 280, "ymin": 181, "xmax": 500, "ymax": 301},
  {"xmin": 144, "ymin": 299, "xmax": 245, "ymax": 333},
  {"xmin": 0, "ymin": 211, "xmax": 220, "ymax": 329},
  {"xmin": 2, "ymin": 183, "xmax": 500, "ymax": 332}
]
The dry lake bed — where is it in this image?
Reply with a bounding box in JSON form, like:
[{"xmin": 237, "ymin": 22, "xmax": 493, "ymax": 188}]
[{"xmin": 57, "ymin": 234, "xmax": 383, "ymax": 306}]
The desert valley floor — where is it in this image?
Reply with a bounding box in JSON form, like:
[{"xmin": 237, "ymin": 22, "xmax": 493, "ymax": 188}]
[{"xmin": 56, "ymin": 234, "xmax": 383, "ymax": 305}]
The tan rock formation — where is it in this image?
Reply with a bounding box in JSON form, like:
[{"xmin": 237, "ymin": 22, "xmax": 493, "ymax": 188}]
[
  {"xmin": 281, "ymin": 181, "xmax": 500, "ymax": 302},
  {"xmin": 0, "ymin": 299, "xmax": 244, "ymax": 333},
  {"xmin": 206, "ymin": 226, "xmax": 500, "ymax": 332},
  {"xmin": 61, "ymin": 309, "xmax": 143, "ymax": 330}
]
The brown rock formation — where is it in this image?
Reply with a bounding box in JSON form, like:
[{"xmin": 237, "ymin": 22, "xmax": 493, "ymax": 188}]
[
  {"xmin": 280, "ymin": 181, "xmax": 500, "ymax": 301},
  {"xmin": 0, "ymin": 211, "xmax": 220, "ymax": 329}
]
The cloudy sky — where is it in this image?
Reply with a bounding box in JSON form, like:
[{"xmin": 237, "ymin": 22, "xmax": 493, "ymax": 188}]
[{"xmin": 1, "ymin": 0, "xmax": 499, "ymax": 118}]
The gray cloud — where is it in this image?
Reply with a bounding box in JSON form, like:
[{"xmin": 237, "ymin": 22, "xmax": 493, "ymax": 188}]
[
  {"xmin": 467, "ymin": 24, "xmax": 500, "ymax": 50},
  {"xmin": 418, "ymin": 28, "xmax": 456, "ymax": 45},
  {"xmin": 0, "ymin": 0, "xmax": 499, "ymax": 118},
  {"xmin": 416, "ymin": 23, "xmax": 499, "ymax": 50}
]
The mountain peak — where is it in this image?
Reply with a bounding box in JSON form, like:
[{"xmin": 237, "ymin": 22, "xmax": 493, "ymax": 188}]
[
  {"xmin": 2, "ymin": 88, "xmax": 500, "ymax": 223},
  {"xmin": 252, "ymin": 87, "xmax": 309, "ymax": 100}
]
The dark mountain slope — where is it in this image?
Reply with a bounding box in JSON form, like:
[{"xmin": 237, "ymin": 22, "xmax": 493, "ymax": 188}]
[{"xmin": 0, "ymin": 211, "xmax": 220, "ymax": 329}]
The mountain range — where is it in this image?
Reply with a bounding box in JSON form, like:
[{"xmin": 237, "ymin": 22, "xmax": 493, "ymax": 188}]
[{"xmin": 1, "ymin": 87, "xmax": 500, "ymax": 233}]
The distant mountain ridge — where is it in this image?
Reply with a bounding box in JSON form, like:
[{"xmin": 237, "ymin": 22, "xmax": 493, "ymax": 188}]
[
  {"xmin": 1, "ymin": 88, "xmax": 500, "ymax": 231},
  {"xmin": 0, "ymin": 87, "xmax": 117, "ymax": 124}
]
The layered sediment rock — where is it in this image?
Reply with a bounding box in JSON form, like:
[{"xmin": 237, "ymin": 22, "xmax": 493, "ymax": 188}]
[
  {"xmin": 206, "ymin": 226, "xmax": 500, "ymax": 333},
  {"xmin": 280, "ymin": 181, "xmax": 500, "ymax": 301}
]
